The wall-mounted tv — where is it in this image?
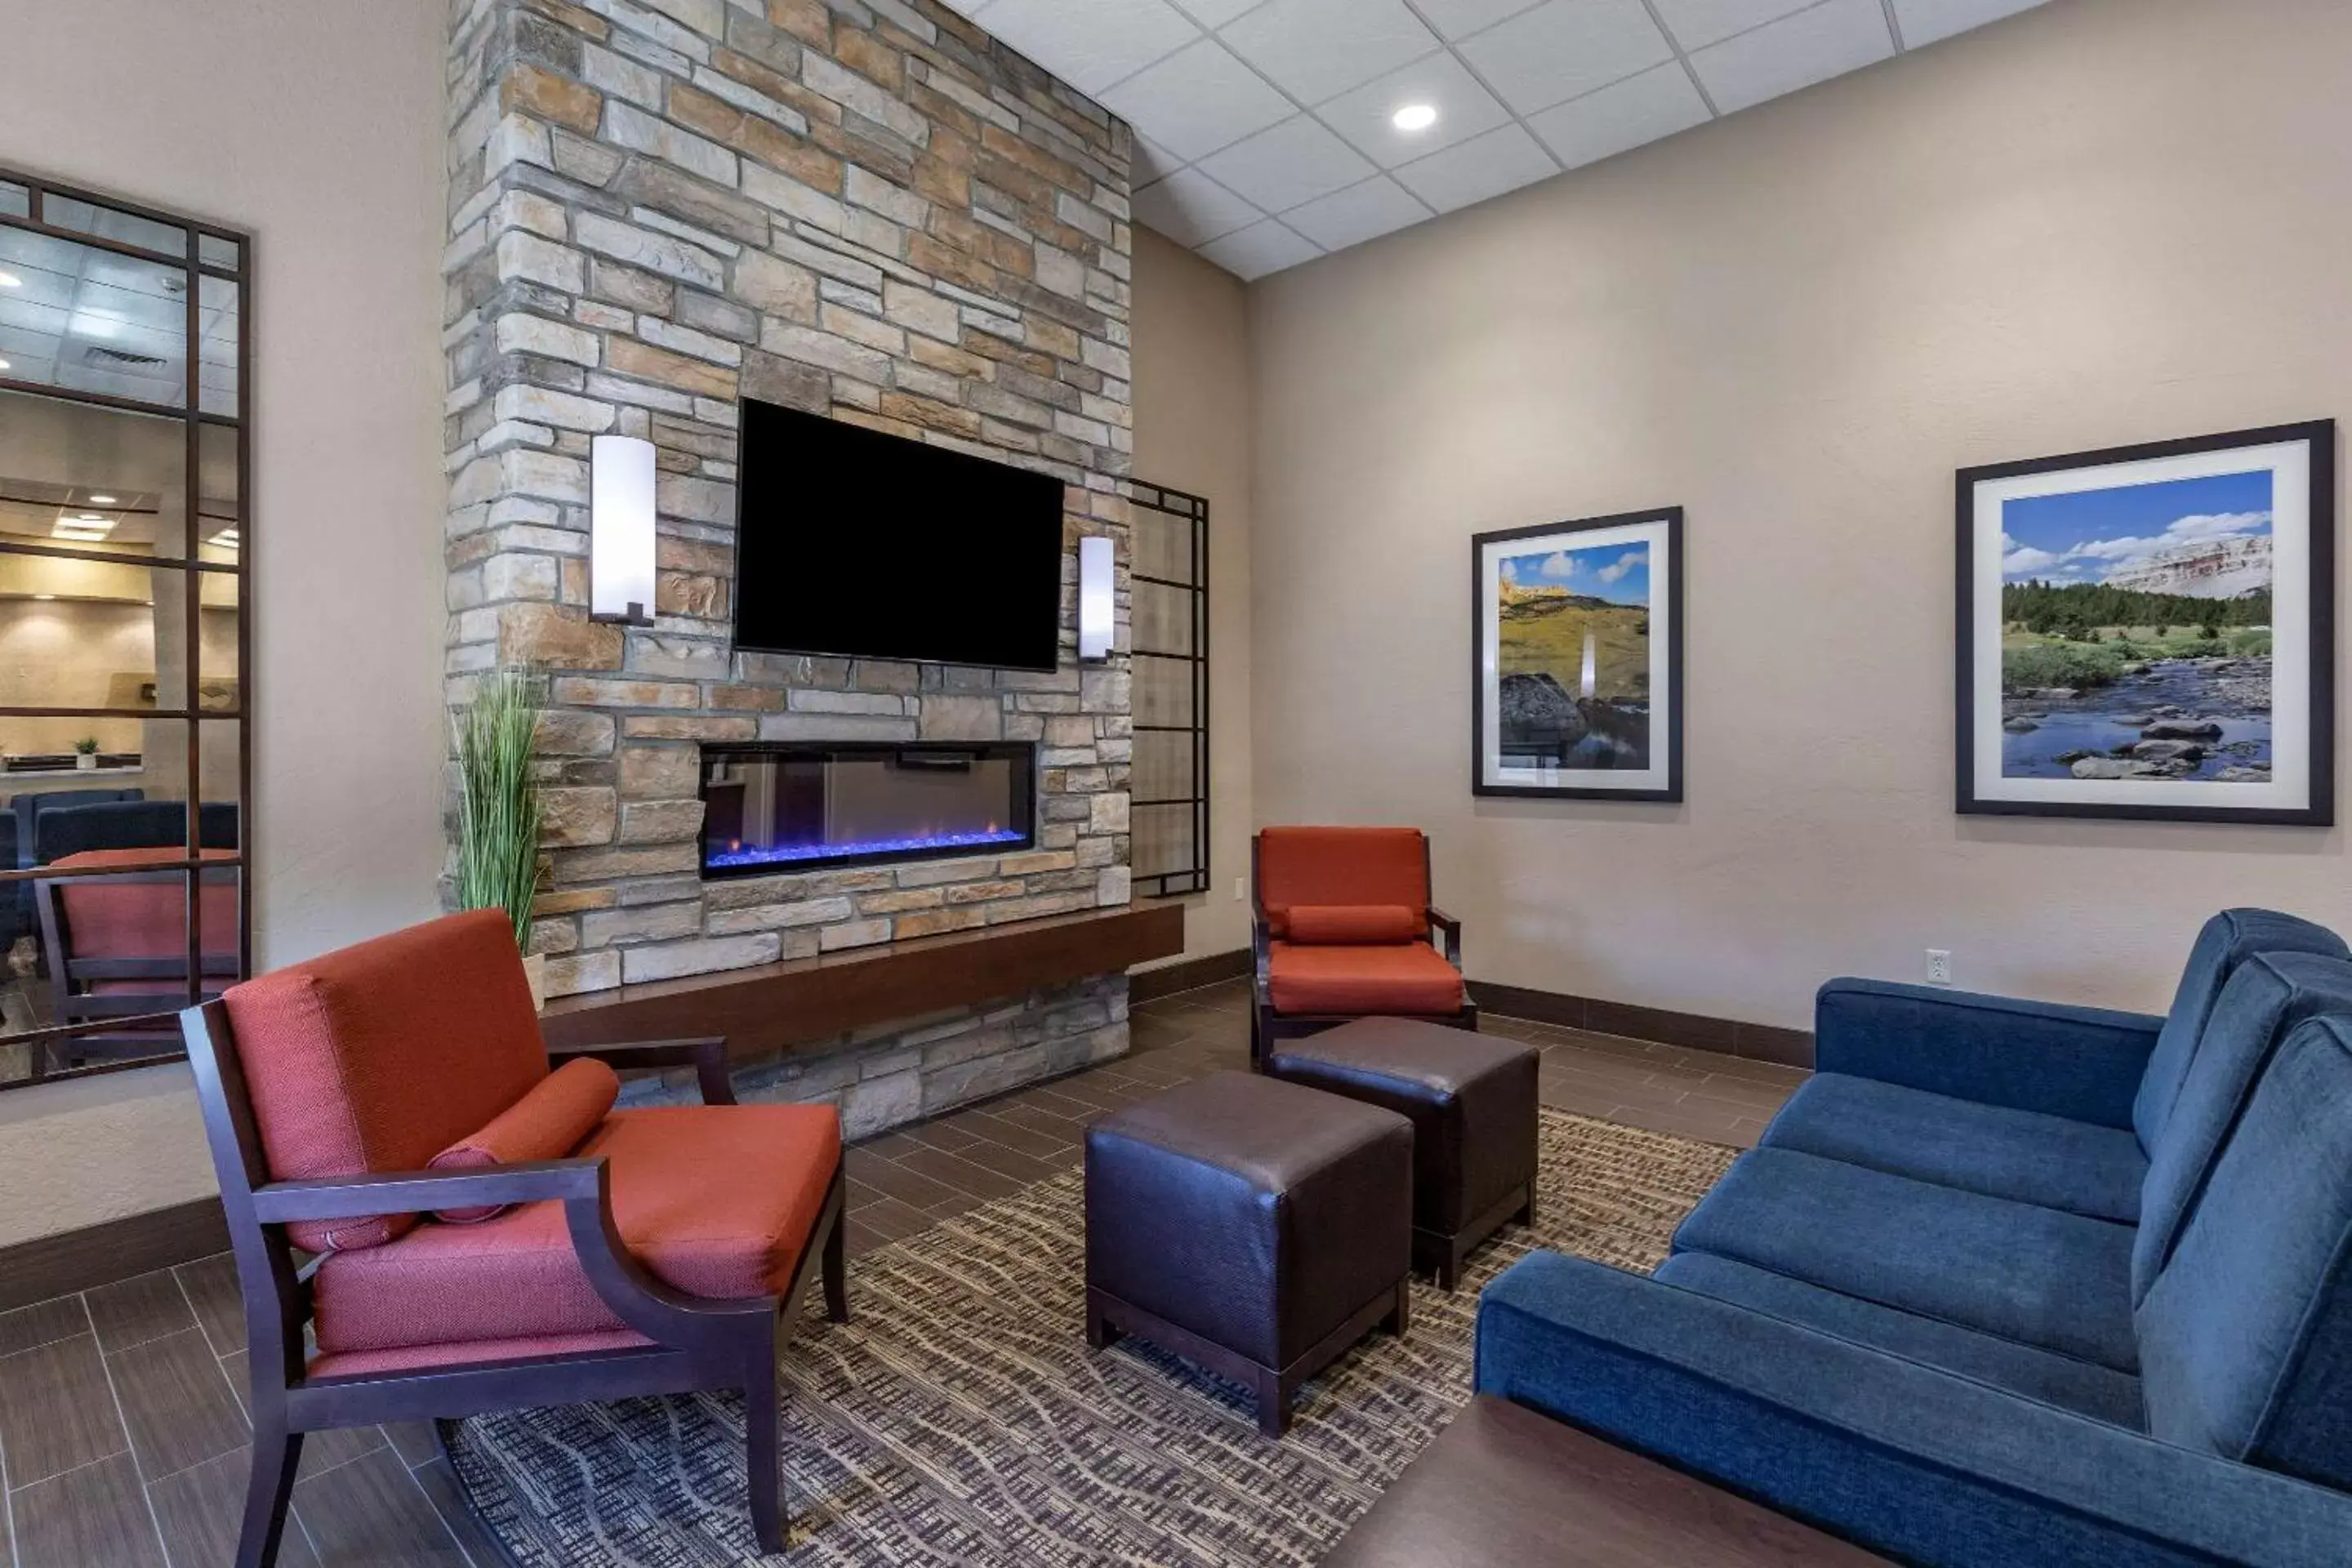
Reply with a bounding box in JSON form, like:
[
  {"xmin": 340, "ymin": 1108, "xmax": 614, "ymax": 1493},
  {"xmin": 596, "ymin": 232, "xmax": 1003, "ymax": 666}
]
[{"xmin": 733, "ymin": 397, "xmax": 1067, "ymax": 672}]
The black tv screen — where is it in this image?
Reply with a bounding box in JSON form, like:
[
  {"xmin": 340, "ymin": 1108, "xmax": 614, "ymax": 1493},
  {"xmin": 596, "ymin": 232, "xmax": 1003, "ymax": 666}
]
[{"xmin": 733, "ymin": 398, "xmax": 1066, "ymax": 671}]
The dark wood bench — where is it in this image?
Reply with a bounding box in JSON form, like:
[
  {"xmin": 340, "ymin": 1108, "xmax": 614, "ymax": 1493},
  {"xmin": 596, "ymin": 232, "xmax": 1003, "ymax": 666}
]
[{"xmin": 1325, "ymin": 1395, "xmax": 1888, "ymax": 1566}]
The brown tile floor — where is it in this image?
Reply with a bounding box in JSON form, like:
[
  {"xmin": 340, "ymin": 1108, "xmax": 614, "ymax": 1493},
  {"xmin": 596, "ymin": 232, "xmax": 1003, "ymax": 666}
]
[{"xmin": 0, "ymin": 978, "xmax": 1801, "ymax": 1566}]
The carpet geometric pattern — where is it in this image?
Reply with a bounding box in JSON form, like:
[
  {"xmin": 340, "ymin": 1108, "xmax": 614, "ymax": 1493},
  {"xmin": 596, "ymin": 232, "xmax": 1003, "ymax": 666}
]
[{"xmin": 448, "ymin": 1109, "xmax": 1735, "ymax": 1566}]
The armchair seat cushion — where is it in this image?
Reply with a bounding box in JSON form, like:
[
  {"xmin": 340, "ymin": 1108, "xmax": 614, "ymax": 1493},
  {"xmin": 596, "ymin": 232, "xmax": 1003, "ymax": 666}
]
[
  {"xmin": 1673, "ymin": 1148, "xmax": 2138, "ymax": 1372},
  {"xmin": 1267, "ymin": 940, "xmax": 1464, "ymax": 1017},
  {"xmin": 313, "ymin": 1102, "xmax": 840, "ymax": 1354},
  {"xmin": 1760, "ymin": 1074, "xmax": 2147, "ymax": 1223}
]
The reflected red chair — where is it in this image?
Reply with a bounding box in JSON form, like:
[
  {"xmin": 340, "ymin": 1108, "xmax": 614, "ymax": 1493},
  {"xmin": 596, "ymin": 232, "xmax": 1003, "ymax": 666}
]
[
  {"xmin": 37, "ymin": 847, "xmax": 239, "ymax": 1062},
  {"xmin": 182, "ymin": 909, "xmax": 846, "ymax": 1567},
  {"xmin": 1250, "ymin": 826, "xmax": 1476, "ymax": 1062}
]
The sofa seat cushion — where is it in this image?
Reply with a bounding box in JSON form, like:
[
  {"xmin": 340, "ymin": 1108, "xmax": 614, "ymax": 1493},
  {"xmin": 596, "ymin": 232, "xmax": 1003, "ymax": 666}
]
[
  {"xmin": 1655, "ymin": 1250, "xmax": 2144, "ymax": 1429},
  {"xmin": 313, "ymin": 1102, "xmax": 840, "ymax": 1354},
  {"xmin": 1267, "ymin": 941, "xmax": 1464, "ymax": 1016},
  {"xmin": 1760, "ymin": 1075, "xmax": 2146, "ymax": 1223},
  {"xmin": 1672, "ymin": 1148, "xmax": 2138, "ymax": 1372}
]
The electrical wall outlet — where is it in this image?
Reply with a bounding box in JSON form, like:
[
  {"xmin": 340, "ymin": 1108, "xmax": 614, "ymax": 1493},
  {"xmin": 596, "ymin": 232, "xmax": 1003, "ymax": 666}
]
[{"xmin": 1926, "ymin": 949, "xmax": 1953, "ymax": 987}]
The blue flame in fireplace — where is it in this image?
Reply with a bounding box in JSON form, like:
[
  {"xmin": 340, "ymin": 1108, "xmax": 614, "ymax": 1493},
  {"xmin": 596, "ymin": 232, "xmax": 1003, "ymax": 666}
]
[{"xmin": 706, "ymin": 826, "xmax": 1029, "ymax": 870}]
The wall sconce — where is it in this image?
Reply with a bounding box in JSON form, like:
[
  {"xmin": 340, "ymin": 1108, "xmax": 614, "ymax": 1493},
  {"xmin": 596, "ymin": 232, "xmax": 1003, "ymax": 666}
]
[
  {"xmin": 590, "ymin": 434, "xmax": 657, "ymax": 626},
  {"xmin": 1078, "ymin": 535, "xmax": 1113, "ymax": 661}
]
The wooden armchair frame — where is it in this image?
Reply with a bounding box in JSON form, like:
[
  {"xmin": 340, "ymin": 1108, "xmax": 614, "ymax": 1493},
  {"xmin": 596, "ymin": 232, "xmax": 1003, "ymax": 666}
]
[
  {"xmin": 1249, "ymin": 831, "xmax": 1477, "ymax": 1064},
  {"xmin": 182, "ymin": 1006, "xmax": 847, "ymax": 1567}
]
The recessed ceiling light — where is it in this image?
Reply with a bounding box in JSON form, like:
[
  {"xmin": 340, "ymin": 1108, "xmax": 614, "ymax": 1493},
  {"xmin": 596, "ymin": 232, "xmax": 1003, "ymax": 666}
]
[
  {"xmin": 0, "ymin": 271, "xmax": 18, "ymax": 288},
  {"xmin": 0, "ymin": 359, "xmax": 10, "ymax": 372},
  {"xmin": 89, "ymin": 495, "xmax": 118, "ymax": 506},
  {"xmin": 31, "ymin": 595, "xmax": 55, "ymax": 602},
  {"xmin": 76, "ymin": 513, "xmax": 105, "ymax": 522},
  {"xmin": 1392, "ymin": 104, "xmax": 1439, "ymax": 132}
]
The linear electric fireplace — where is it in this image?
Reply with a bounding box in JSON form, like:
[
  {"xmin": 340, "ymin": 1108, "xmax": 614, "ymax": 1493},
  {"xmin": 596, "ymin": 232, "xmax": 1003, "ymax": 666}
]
[{"xmin": 699, "ymin": 742, "xmax": 1036, "ymax": 878}]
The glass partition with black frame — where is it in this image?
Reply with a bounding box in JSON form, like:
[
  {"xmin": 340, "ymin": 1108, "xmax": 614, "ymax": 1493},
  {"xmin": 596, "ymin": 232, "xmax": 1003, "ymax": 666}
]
[
  {"xmin": 1129, "ymin": 481, "xmax": 1209, "ymax": 898},
  {"xmin": 0, "ymin": 166, "xmax": 250, "ymax": 1088}
]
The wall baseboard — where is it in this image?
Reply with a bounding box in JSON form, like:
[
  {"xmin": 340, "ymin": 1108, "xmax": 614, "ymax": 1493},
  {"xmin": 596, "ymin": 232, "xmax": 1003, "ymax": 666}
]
[
  {"xmin": 1132, "ymin": 950, "xmax": 1815, "ymax": 1067},
  {"xmin": 1129, "ymin": 947, "xmax": 1251, "ymax": 1002},
  {"xmin": 1468, "ymin": 980, "xmax": 1813, "ymax": 1068},
  {"xmin": 0, "ymin": 1196, "xmax": 229, "ymax": 1313}
]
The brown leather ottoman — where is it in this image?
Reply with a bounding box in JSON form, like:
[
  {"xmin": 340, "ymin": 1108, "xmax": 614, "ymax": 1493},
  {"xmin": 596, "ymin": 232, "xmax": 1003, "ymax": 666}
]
[
  {"xmin": 1085, "ymin": 1070, "xmax": 1413, "ymax": 1437},
  {"xmin": 1266, "ymin": 1016, "xmax": 1539, "ymax": 1290}
]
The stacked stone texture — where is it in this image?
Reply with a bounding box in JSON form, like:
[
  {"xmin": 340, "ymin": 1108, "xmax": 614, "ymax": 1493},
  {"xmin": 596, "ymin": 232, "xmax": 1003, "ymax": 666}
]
[{"xmin": 442, "ymin": 0, "xmax": 1135, "ymax": 1135}]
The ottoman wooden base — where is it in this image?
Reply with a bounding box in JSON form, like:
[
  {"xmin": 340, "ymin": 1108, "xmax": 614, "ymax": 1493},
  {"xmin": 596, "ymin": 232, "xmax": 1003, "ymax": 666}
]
[{"xmin": 1086, "ymin": 1277, "xmax": 1411, "ymax": 1437}]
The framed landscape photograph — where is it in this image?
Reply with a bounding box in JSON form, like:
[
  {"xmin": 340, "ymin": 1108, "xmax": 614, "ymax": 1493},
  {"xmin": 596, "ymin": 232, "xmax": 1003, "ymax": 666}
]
[
  {"xmin": 1472, "ymin": 508, "xmax": 1682, "ymax": 801},
  {"xmin": 1958, "ymin": 421, "xmax": 2335, "ymax": 825}
]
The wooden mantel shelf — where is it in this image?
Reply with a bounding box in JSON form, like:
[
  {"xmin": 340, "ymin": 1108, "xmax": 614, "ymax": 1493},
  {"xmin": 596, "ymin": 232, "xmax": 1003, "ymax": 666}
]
[{"xmin": 538, "ymin": 902, "xmax": 1186, "ymax": 1060}]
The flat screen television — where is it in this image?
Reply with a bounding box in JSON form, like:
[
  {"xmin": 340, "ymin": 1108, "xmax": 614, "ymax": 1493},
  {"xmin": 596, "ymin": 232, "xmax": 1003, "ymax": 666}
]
[{"xmin": 733, "ymin": 397, "xmax": 1067, "ymax": 671}]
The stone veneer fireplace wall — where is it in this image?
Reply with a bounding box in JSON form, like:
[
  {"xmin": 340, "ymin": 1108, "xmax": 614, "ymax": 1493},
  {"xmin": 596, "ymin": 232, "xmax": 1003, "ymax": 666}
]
[{"xmin": 440, "ymin": 0, "xmax": 1136, "ymax": 1135}]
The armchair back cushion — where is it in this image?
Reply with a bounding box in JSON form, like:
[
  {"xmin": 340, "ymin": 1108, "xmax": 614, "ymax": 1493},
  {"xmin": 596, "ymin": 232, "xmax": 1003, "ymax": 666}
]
[
  {"xmin": 1258, "ymin": 827, "xmax": 1428, "ymax": 940},
  {"xmin": 221, "ymin": 908, "xmax": 549, "ymax": 1253},
  {"xmin": 2136, "ymin": 1012, "xmax": 2352, "ymax": 1490},
  {"xmin": 2132, "ymin": 950, "xmax": 2352, "ymax": 1303},
  {"xmin": 2132, "ymin": 907, "xmax": 2347, "ymax": 1154},
  {"xmin": 51, "ymin": 848, "xmax": 239, "ymax": 973},
  {"xmin": 1287, "ymin": 904, "xmax": 1424, "ymax": 945},
  {"xmin": 430, "ymin": 1056, "xmax": 620, "ymax": 1223}
]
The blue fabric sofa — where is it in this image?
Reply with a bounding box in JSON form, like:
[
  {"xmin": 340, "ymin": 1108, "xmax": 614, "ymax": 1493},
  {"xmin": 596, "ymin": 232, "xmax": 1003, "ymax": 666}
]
[{"xmin": 1475, "ymin": 910, "xmax": 2352, "ymax": 1566}]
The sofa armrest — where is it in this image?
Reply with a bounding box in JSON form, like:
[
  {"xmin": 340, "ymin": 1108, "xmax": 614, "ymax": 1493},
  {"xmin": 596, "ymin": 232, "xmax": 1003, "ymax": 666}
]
[
  {"xmin": 1814, "ymin": 978, "xmax": 2163, "ymax": 1128},
  {"xmin": 1476, "ymin": 1252, "xmax": 2352, "ymax": 1568},
  {"xmin": 548, "ymin": 1036, "xmax": 735, "ymax": 1105}
]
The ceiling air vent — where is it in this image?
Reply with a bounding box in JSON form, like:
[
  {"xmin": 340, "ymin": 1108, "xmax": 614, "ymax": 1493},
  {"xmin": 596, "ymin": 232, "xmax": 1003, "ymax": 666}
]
[{"xmin": 82, "ymin": 345, "xmax": 167, "ymax": 367}]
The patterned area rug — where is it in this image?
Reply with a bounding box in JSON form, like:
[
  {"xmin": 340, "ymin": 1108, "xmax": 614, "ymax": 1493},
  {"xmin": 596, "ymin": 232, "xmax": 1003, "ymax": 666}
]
[{"xmin": 448, "ymin": 1110, "xmax": 1735, "ymax": 1566}]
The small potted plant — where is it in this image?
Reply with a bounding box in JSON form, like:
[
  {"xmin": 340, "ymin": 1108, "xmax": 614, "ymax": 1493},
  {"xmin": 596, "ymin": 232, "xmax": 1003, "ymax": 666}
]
[
  {"xmin": 454, "ymin": 666, "xmax": 549, "ymax": 1006},
  {"xmin": 73, "ymin": 737, "xmax": 100, "ymax": 771}
]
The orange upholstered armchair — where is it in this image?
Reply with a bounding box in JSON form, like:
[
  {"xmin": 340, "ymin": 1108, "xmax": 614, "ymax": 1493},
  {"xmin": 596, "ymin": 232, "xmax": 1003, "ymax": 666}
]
[
  {"xmin": 182, "ymin": 909, "xmax": 845, "ymax": 1567},
  {"xmin": 1250, "ymin": 826, "xmax": 1475, "ymax": 1061}
]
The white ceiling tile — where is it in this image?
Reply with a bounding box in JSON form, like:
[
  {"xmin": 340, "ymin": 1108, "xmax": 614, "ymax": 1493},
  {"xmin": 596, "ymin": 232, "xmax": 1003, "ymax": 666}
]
[
  {"xmin": 1891, "ymin": 0, "xmax": 2047, "ymax": 49},
  {"xmin": 1169, "ymin": 0, "xmax": 1267, "ymax": 24},
  {"xmin": 1690, "ymin": 0, "xmax": 1893, "ymax": 113},
  {"xmin": 1133, "ymin": 167, "xmax": 1266, "ymax": 246},
  {"xmin": 1457, "ymin": 0, "xmax": 1676, "ymax": 117},
  {"xmin": 1133, "ymin": 135, "xmax": 1187, "ymax": 185},
  {"xmin": 1526, "ymin": 62, "xmax": 1710, "ymax": 169},
  {"xmin": 1218, "ymin": 0, "xmax": 1441, "ymax": 105},
  {"xmin": 1280, "ymin": 176, "xmax": 1432, "ymax": 250},
  {"xmin": 1317, "ymin": 51, "xmax": 1513, "ymax": 168},
  {"xmin": 1650, "ymin": 0, "xmax": 1815, "ymax": 51},
  {"xmin": 1102, "ymin": 38, "xmax": 1295, "ymax": 161},
  {"xmin": 1196, "ymin": 114, "xmax": 1381, "ymax": 212},
  {"xmin": 1392, "ymin": 122, "xmax": 1559, "ymax": 214},
  {"xmin": 1410, "ymin": 0, "xmax": 1548, "ymax": 42},
  {"xmin": 1197, "ymin": 218, "xmax": 1325, "ymax": 279},
  {"xmin": 975, "ymin": 0, "xmax": 1202, "ymax": 94}
]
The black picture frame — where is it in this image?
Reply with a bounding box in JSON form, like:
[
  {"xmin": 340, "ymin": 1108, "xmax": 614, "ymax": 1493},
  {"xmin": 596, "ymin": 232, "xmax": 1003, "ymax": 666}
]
[
  {"xmin": 1472, "ymin": 507, "xmax": 1685, "ymax": 802},
  {"xmin": 1956, "ymin": 421, "xmax": 2334, "ymax": 826}
]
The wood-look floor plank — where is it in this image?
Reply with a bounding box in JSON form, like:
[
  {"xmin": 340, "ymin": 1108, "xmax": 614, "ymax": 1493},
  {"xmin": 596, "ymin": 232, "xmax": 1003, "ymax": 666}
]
[
  {"xmin": 0, "ymin": 1298, "xmax": 90, "ymax": 1362},
  {"xmin": 172, "ymin": 1255, "xmax": 247, "ymax": 1361},
  {"xmin": 945, "ymin": 1138, "xmax": 1065, "ymax": 1187},
  {"xmin": 217, "ymin": 1350, "xmax": 390, "ymax": 1480},
  {"xmin": 0, "ymin": 1334, "xmax": 128, "ymax": 1486},
  {"xmin": 10, "ymin": 1452, "xmax": 164, "ymax": 1568},
  {"xmin": 86, "ymin": 1271, "xmax": 198, "ymax": 1356},
  {"xmin": 411, "ymin": 1454, "xmax": 508, "ymax": 1566},
  {"xmin": 290, "ymin": 1446, "xmax": 470, "ymax": 1567},
  {"xmin": 107, "ymin": 1328, "xmax": 249, "ymax": 1485},
  {"xmin": 382, "ymin": 1420, "xmax": 443, "ymax": 1469},
  {"xmin": 886, "ymin": 1143, "xmax": 1023, "ymax": 1200},
  {"xmin": 146, "ymin": 1446, "xmax": 323, "ymax": 1568}
]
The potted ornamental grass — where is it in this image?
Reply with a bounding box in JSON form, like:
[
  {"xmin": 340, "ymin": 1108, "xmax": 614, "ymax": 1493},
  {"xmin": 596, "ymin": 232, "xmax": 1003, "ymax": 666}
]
[{"xmin": 455, "ymin": 666, "xmax": 549, "ymax": 1007}]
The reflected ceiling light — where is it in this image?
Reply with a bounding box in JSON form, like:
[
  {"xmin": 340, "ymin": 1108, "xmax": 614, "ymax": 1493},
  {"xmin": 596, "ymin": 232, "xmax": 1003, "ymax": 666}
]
[
  {"xmin": 0, "ymin": 359, "xmax": 10, "ymax": 372},
  {"xmin": 89, "ymin": 494, "xmax": 118, "ymax": 506},
  {"xmin": 69, "ymin": 312, "xmax": 121, "ymax": 340},
  {"xmin": 31, "ymin": 595, "xmax": 56, "ymax": 602},
  {"xmin": 76, "ymin": 513, "xmax": 105, "ymax": 522},
  {"xmin": 0, "ymin": 271, "xmax": 18, "ymax": 287},
  {"xmin": 1392, "ymin": 104, "xmax": 1439, "ymax": 131}
]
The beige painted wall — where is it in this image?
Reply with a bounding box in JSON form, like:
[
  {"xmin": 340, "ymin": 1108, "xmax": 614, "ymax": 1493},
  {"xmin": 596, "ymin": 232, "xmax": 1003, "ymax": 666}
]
[
  {"xmin": 1247, "ymin": 0, "xmax": 2352, "ymax": 1029},
  {"xmin": 1131, "ymin": 230, "xmax": 1256, "ymax": 964},
  {"xmin": 0, "ymin": 0, "xmax": 448, "ymax": 1244}
]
